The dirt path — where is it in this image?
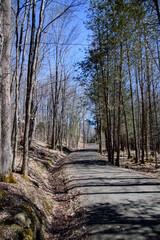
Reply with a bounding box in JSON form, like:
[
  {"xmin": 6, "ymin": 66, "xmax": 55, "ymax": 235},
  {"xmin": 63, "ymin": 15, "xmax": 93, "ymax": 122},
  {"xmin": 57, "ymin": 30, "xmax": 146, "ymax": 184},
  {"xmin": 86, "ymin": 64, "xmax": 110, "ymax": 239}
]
[{"xmin": 65, "ymin": 148, "xmax": 160, "ymax": 240}]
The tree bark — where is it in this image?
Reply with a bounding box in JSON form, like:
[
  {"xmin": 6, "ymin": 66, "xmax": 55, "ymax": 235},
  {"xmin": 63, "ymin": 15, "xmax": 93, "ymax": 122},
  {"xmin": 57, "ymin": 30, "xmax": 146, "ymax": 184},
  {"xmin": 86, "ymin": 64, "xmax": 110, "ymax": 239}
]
[
  {"xmin": 12, "ymin": 0, "xmax": 20, "ymax": 171},
  {"xmin": 0, "ymin": 0, "xmax": 3, "ymax": 166},
  {"xmin": 116, "ymin": 42, "xmax": 123, "ymax": 167},
  {"xmin": 126, "ymin": 41, "xmax": 139, "ymax": 163},
  {"xmin": 121, "ymin": 93, "xmax": 131, "ymax": 159},
  {"xmin": 98, "ymin": 110, "xmax": 102, "ymax": 154},
  {"xmin": 151, "ymin": 63, "xmax": 159, "ymax": 166},
  {"xmin": 139, "ymin": 60, "xmax": 145, "ymax": 165},
  {"xmin": 22, "ymin": 0, "xmax": 45, "ymax": 176},
  {"xmin": 112, "ymin": 57, "xmax": 117, "ymax": 164},
  {"xmin": 0, "ymin": 0, "xmax": 12, "ymax": 181},
  {"xmin": 22, "ymin": 0, "xmax": 36, "ymax": 177}
]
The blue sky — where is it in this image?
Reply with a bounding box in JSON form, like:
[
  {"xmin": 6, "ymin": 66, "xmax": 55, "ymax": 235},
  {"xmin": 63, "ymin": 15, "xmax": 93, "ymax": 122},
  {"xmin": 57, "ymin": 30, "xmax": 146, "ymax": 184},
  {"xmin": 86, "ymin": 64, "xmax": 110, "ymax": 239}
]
[
  {"xmin": 68, "ymin": 0, "xmax": 90, "ymax": 63},
  {"xmin": 38, "ymin": 0, "xmax": 91, "ymax": 84}
]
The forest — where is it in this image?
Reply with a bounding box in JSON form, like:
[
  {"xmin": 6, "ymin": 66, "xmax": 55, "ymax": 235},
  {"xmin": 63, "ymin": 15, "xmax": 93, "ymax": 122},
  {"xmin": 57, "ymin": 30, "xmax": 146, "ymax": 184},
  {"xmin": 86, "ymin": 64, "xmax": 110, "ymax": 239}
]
[
  {"xmin": 1, "ymin": 0, "xmax": 160, "ymax": 239},
  {"xmin": 0, "ymin": 0, "xmax": 160, "ymax": 183},
  {"xmin": 78, "ymin": 0, "xmax": 160, "ymax": 168}
]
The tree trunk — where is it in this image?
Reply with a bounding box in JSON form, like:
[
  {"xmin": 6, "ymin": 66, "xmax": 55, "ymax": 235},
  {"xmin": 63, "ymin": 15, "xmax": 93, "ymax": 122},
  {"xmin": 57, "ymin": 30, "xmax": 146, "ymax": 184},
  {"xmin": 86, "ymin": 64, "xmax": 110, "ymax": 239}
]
[
  {"xmin": 0, "ymin": 0, "xmax": 12, "ymax": 181},
  {"xmin": 139, "ymin": 61, "xmax": 145, "ymax": 165},
  {"xmin": 151, "ymin": 64, "xmax": 159, "ymax": 166},
  {"xmin": 22, "ymin": 0, "xmax": 36, "ymax": 177},
  {"xmin": 126, "ymin": 41, "xmax": 139, "ymax": 163},
  {"xmin": 98, "ymin": 112, "xmax": 102, "ymax": 154},
  {"xmin": 12, "ymin": 0, "xmax": 20, "ymax": 171},
  {"xmin": 60, "ymin": 79, "xmax": 66, "ymax": 151},
  {"xmin": 135, "ymin": 69, "xmax": 141, "ymax": 161},
  {"xmin": 0, "ymin": 0, "xmax": 3, "ymax": 170},
  {"xmin": 51, "ymin": 46, "xmax": 59, "ymax": 150},
  {"xmin": 121, "ymin": 93, "xmax": 131, "ymax": 159},
  {"xmin": 22, "ymin": 0, "xmax": 45, "ymax": 176},
  {"xmin": 112, "ymin": 58, "xmax": 117, "ymax": 165},
  {"xmin": 116, "ymin": 42, "xmax": 123, "ymax": 167}
]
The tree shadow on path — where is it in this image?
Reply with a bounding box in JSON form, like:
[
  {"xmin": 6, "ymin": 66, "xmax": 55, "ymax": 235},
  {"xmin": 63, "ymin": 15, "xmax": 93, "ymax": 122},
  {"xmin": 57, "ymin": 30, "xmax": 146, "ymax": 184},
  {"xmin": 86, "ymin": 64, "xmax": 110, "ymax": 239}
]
[
  {"xmin": 84, "ymin": 201, "xmax": 160, "ymax": 240},
  {"xmin": 65, "ymin": 149, "xmax": 160, "ymax": 239}
]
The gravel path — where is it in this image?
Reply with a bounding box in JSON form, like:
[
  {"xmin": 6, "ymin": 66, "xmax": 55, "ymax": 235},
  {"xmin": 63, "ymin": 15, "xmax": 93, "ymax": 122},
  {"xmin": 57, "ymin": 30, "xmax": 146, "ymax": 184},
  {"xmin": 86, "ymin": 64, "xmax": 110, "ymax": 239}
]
[{"xmin": 65, "ymin": 147, "xmax": 160, "ymax": 240}]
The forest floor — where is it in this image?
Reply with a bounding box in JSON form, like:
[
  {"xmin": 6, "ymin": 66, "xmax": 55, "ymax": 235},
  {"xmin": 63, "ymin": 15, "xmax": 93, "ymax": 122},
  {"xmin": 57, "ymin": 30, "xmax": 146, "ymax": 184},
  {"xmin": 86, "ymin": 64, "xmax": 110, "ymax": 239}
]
[
  {"xmin": 102, "ymin": 150, "xmax": 160, "ymax": 179},
  {"xmin": 118, "ymin": 152, "xmax": 160, "ymax": 180},
  {"xmin": 0, "ymin": 140, "xmax": 87, "ymax": 240}
]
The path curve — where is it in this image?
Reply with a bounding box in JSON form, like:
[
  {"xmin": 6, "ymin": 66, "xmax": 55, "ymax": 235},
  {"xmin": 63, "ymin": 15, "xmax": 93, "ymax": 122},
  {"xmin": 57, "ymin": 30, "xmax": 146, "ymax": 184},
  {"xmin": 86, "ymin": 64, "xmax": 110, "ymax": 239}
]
[{"xmin": 65, "ymin": 147, "xmax": 160, "ymax": 240}]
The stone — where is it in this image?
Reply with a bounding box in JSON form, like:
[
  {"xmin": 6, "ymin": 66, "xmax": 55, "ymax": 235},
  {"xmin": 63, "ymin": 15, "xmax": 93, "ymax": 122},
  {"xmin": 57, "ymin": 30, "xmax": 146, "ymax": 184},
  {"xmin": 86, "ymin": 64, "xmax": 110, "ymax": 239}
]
[{"xmin": 14, "ymin": 213, "xmax": 31, "ymax": 228}]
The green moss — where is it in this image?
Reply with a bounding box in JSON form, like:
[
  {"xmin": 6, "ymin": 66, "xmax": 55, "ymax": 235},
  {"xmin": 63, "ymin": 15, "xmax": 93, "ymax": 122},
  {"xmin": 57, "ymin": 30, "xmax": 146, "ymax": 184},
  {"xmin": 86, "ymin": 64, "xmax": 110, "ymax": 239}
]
[
  {"xmin": 11, "ymin": 224, "xmax": 22, "ymax": 232},
  {"xmin": 41, "ymin": 197, "xmax": 51, "ymax": 215},
  {"xmin": 23, "ymin": 203, "xmax": 44, "ymax": 239},
  {"xmin": 44, "ymin": 200, "xmax": 51, "ymax": 211},
  {"xmin": 24, "ymin": 204, "xmax": 33, "ymax": 216},
  {"xmin": 22, "ymin": 174, "xmax": 36, "ymax": 186},
  {"xmin": 0, "ymin": 191, "xmax": 8, "ymax": 203},
  {"xmin": 22, "ymin": 174, "xmax": 31, "ymax": 182},
  {"xmin": 0, "ymin": 191, "xmax": 8, "ymax": 197},
  {"xmin": 8, "ymin": 174, "xmax": 17, "ymax": 183},
  {"xmin": 24, "ymin": 203, "xmax": 40, "ymax": 225},
  {"xmin": 10, "ymin": 224, "xmax": 34, "ymax": 240},
  {"xmin": 136, "ymin": 161, "xmax": 146, "ymax": 165},
  {"xmin": 128, "ymin": 157, "xmax": 134, "ymax": 162},
  {"xmin": 0, "ymin": 173, "xmax": 17, "ymax": 183},
  {"xmin": 22, "ymin": 227, "xmax": 34, "ymax": 240}
]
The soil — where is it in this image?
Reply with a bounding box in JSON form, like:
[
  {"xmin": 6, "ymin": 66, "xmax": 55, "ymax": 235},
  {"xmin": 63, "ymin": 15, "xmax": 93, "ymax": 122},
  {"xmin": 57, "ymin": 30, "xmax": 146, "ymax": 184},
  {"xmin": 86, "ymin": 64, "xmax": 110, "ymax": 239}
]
[{"xmin": 0, "ymin": 140, "xmax": 87, "ymax": 240}]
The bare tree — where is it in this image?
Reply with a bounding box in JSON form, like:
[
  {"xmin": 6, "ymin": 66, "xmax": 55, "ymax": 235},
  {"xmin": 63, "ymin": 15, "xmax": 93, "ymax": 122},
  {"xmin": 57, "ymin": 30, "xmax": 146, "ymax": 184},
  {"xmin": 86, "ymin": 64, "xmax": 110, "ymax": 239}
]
[
  {"xmin": 22, "ymin": 0, "xmax": 45, "ymax": 177},
  {"xmin": 126, "ymin": 41, "xmax": 139, "ymax": 163},
  {"xmin": 0, "ymin": 0, "xmax": 12, "ymax": 181},
  {"xmin": 12, "ymin": 0, "xmax": 30, "ymax": 171}
]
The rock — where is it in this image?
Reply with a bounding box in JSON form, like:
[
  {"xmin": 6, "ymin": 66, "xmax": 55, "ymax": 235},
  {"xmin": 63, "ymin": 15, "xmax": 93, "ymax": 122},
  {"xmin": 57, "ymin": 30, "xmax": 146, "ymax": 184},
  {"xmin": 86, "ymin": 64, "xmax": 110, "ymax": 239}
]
[
  {"xmin": 25, "ymin": 217, "xmax": 32, "ymax": 228},
  {"xmin": 14, "ymin": 213, "xmax": 31, "ymax": 228}
]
